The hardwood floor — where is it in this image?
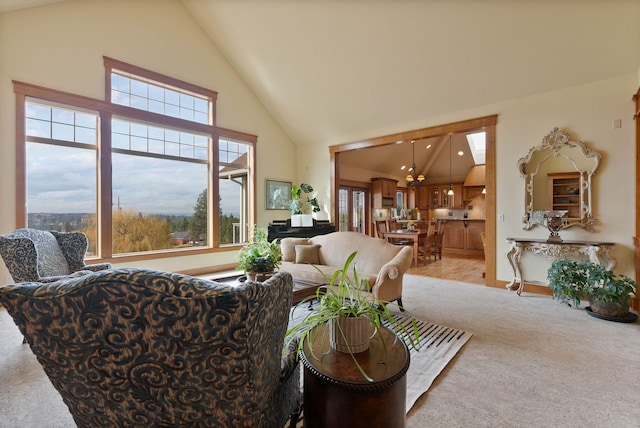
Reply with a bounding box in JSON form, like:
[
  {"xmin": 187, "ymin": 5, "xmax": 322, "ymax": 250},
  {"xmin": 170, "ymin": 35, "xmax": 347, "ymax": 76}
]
[{"xmin": 407, "ymin": 255, "xmax": 486, "ymax": 285}]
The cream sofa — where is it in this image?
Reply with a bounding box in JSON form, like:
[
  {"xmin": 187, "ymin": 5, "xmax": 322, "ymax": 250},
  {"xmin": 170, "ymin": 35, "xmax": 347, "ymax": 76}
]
[{"xmin": 278, "ymin": 231, "xmax": 413, "ymax": 306}]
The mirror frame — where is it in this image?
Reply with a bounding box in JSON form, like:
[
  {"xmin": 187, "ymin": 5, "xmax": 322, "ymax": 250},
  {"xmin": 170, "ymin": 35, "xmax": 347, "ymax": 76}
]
[{"xmin": 518, "ymin": 127, "xmax": 601, "ymax": 232}]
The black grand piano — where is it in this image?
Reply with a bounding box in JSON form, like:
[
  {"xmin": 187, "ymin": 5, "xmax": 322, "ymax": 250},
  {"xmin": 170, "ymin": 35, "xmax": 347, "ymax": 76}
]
[{"xmin": 267, "ymin": 219, "xmax": 335, "ymax": 242}]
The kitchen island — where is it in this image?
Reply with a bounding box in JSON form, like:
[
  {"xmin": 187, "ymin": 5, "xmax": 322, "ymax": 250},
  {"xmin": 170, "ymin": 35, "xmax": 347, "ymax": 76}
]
[{"xmin": 440, "ymin": 218, "xmax": 485, "ymax": 257}]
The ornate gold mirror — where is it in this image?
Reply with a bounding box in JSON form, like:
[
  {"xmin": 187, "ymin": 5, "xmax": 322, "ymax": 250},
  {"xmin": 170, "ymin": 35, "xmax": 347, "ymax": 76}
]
[{"xmin": 518, "ymin": 128, "xmax": 601, "ymax": 231}]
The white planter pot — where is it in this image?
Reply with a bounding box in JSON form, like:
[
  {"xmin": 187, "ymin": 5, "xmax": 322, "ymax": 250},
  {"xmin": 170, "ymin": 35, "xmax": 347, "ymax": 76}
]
[
  {"xmin": 291, "ymin": 214, "xmax": 313, "ymax": 227},
  {"xmin": 329, "ymin": 316, "xmax": 373, "ymax": 354}
]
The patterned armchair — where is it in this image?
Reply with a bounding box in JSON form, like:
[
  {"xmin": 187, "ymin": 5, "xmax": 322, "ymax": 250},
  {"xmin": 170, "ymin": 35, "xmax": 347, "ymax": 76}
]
[
  {"xmin": 0, "ymin": 228, "xmax": 111, "ymax": 283},
  {"xmin": 0, "ymin": 268, "xmax": 300, "ymax": 428}
]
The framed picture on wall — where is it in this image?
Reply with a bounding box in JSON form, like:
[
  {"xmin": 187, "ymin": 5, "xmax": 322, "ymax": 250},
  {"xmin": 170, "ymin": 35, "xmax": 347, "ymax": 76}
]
[{"xmin": 266, "ymin": 180, "xmax": 292, "ymax": 210}]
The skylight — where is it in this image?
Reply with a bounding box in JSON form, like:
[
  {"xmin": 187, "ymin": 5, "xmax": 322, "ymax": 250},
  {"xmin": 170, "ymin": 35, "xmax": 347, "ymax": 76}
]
[{"xmin": 466, "ymin": 132, "xmax": 486, "ymax": 164}]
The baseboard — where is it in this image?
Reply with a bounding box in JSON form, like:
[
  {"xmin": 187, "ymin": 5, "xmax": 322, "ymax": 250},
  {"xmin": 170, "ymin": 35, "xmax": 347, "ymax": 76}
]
[{"xmin": 493, "ymin": 279, "xmax": 552, "ymax": 296}]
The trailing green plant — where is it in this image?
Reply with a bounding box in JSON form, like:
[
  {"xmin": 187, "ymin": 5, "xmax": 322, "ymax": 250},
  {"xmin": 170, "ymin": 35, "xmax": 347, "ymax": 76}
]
[
  {"xmin": 547, "ymin": 259, "xmax": 636, "ymax": 308},
  {"xmin": 286, "ymin": 251, "xmax": 420, "ymax": 382},
  {"xmin": 290, "ymin": 183, "xmax": 321, "ymax": 215},
  {"xmin": 237, "ymin": 226, "xmax": 281, "ymax": 273}
]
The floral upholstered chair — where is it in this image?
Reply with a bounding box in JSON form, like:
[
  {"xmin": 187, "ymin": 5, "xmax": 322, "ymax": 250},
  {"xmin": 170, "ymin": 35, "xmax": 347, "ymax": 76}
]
[
  {"xmin": 0, "ymin": 228, "xmax": 111, "ymax": 283},
  {"xmin": 0, "ymin": 268, "xmax": 301, "ymax": 428}
]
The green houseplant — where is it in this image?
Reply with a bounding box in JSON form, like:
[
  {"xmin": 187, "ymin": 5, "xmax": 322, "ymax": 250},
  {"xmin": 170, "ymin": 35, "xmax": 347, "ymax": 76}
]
[
  {"xmin": 547, "ymin": 259, "xmax": 636, "ymax": 318},
  {"xmin": 290, "ymin": 183, "xmax": 321, "ymax": 215},
  {"xmin": 286, "ymin": 251, "xmax": 420, "ymax": 381},
  {"xmin": 237, "ymin": 226, "xmax": 281, "ymax": 281}
]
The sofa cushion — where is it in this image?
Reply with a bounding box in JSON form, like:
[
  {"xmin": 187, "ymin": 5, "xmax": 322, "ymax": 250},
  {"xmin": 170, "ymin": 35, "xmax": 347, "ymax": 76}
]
[
  {"xmin": 280, "ymin": 238, "xmax": 309, "ymax": 262},
  {"xmin": 280, "ymin": 261, "xmax": 377, "ymax": 288},
  {"xmin": 295, "ymin": 244, "xmax": 320, "ymax": 264}
]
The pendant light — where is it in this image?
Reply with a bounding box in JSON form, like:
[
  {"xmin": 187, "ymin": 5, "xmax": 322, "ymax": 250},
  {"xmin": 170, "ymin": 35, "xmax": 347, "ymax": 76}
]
[
  {"xmin": 447, "ymin": 134, "xmax": 454, "ymax": 196},
  {"xmin": 406, "ymin": 140, "xmax": 425, "ymax": 187}
]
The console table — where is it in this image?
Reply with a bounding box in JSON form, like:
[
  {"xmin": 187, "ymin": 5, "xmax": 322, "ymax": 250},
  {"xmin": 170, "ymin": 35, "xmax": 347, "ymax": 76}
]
[{"xmin": 505, "ymin": 237, "xmax": 616, "ymax": 296}]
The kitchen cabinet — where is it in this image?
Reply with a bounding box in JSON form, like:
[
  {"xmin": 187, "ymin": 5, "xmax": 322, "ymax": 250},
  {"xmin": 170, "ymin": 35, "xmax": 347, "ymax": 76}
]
[
  {"xmin": 450, "ymin": 184, "xmax": 463, "ymax": 208},
  {"xmin": 430, "ymin": 184, "xmax": 463, "ymax": 208},
  {"xmin": 443, "ymin": 220, "xmax": 465, "ymax": 249},
  {"xmin": 372, "ymin": 178, "xmax": 397, "ymax": 208},
  {"xmin": 415, "ymin": 185, "xmax": 430, "ymax": 210},
  {"xmin": 463, "ymin": 186, "xmax": 485, "ymax": 202},
  {"xmin": 466, "ymin": 221, "xmax": 485, "ymax": 250},
  {"xmin": 442, "ymin": 220, "xmax": 485, "ymax": 255}
]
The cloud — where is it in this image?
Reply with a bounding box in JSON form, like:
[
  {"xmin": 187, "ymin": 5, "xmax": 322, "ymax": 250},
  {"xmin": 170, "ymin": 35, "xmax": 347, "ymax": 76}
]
[{"xmin": 27, "ymin": 144, "xmax": 241, "ymax": 216}]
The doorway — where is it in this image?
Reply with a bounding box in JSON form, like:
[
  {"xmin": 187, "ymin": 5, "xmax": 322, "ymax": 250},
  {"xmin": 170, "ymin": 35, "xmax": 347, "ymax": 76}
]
[{"xmin": 330, "ymin": 115, "xmax": 497, "ymax": 286}]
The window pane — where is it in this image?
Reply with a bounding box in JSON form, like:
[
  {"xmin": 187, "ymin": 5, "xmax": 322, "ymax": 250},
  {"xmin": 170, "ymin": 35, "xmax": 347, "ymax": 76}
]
[
  {"xmin": 112, "ymin": 153, "xmax": 208, "ymax": 254},
  {"xmin": 218, "ymin": 139, "xmax": 250, "ymax": 245},
  {"xmin": 24, "ymin": 101, "xmax": 99, "ymax": 255},
  {"xmin": 26, "ymin": 142, "xmax": 98, "ymax": 256},
  {"xmin": 110, "ymin": 72, "xmax": 211, "ymax": 125},
  {"xmin": 112, "ymin": 118, "xmax": 209, "ymax": 161}
]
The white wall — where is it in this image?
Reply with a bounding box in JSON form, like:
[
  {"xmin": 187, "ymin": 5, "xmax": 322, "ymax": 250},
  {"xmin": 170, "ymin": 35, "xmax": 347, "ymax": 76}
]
[
  {"xmin": 300, "ymin": 74, "xmax": 637, "ymax": 283},
  {"xmin": 0, "ymin": 0, "xmax": 297, "ymax": 283}
]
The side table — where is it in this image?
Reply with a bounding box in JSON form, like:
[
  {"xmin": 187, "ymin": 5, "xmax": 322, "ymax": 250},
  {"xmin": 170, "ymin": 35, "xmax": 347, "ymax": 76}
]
[{"xmin": 301, "ymin": 324, "xmax": 409, "ymax": 428}]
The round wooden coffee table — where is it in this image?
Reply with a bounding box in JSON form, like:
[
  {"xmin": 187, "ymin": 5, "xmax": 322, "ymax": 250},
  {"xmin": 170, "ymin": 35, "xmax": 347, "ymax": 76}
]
[{"xmin": 300, "ymin": 324, "xmax": 409, "ymax": 428}]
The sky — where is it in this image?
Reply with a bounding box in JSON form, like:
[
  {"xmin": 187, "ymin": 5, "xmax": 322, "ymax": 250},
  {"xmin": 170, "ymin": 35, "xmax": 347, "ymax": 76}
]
[{"xmin": 27, "ymin": 143, "xmax": 241, "ymax": 217}]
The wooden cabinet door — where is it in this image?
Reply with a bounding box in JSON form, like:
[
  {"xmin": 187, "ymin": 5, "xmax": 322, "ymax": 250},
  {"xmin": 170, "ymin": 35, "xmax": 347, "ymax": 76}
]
[
  {"xmin": 443, "ymin": 221, "xmax": 465, "ymax": 249},
  {"xmin": 382, "ymin": 180, "xmax": 396, "ymax": 198},
  {"xmin": 439, "ymin": 185, "xmax": 450, "ymax": 208},
  {"xmin": 450, "ymin": 184, "xmax": 463, "ymax": 208},
  {"xmin": 416, "ymin": 185, "xmax": 430, "ymax": 210},
  {"xmin": 429, "ymin": 186, "xmax": 440, "ymax": 208},
  {"xmin": 466, "ymin": 221, "xmax": 485, "ymax": 250}
]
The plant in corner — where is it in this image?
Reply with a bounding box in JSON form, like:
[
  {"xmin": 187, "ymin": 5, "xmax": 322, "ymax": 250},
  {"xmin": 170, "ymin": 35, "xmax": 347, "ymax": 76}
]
[
  {"xmin": 286, "ymin": 251, "xmax": 420, "ymax": 381},
  {"xmin": 237, "ymin": 226, "xmax": 281, "ymax": 282},
  {"xmin": 547, "ymin": 259, "xmax": 636, "ymax": 319}
]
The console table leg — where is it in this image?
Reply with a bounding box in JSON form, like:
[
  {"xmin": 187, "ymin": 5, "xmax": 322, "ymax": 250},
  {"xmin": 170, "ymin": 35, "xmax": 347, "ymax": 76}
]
[{"xmin": 505, "ymin": 242, "xmax": 524, "ymax": 294}]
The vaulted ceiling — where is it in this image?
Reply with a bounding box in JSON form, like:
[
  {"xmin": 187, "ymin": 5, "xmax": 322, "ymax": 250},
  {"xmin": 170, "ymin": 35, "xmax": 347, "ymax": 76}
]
[{"xmin": 2, "ymin": 0, "xmax": 639, "ymax": 180}]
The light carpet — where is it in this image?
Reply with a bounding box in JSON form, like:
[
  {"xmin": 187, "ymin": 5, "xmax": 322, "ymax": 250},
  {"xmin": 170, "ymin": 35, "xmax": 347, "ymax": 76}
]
[{"xmin": 7, "ymin": 274, "xmax": 636, "ymax": 427}]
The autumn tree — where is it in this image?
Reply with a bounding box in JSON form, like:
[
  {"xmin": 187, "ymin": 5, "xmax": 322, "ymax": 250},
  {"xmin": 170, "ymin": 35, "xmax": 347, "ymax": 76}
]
[{"xmin": 111, "ymin": 209, "xmax": 173, "ymax": 253}]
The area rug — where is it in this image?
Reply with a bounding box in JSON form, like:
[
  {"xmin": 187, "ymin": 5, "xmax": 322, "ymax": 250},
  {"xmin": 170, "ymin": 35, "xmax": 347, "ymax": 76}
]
[
  {"xmin": 288, "ymin": 305, "xmax": 473, "ymax": 413},
  {"xmin": 388, "ymin": 313, "xmax": 473, "ymax": 411}
]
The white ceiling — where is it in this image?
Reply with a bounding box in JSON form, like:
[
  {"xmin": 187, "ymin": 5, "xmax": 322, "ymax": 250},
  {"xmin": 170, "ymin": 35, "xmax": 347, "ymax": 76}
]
[{"xmin": 3, "ymin": 0, "xmax": 640, "ymax": 180}]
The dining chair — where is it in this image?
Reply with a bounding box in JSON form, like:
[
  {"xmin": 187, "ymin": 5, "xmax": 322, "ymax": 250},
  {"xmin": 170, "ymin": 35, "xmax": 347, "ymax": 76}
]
[{"xmin": 417, "ymin": 220, "xmax": 437, "ymax": 265}]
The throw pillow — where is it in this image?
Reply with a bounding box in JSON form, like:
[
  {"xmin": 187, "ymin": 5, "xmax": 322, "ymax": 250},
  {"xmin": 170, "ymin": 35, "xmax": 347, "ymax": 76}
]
[
  {"xmin": 295, "ymin": 244, "xmax": 321, "ymax": 265},
  {"xmin": 33, "ymin": 231, "xmax": 71, "ymax": 277},
  {"xmin": 281, "ymin": 238, "xmax": 308, "ymax": 262}
]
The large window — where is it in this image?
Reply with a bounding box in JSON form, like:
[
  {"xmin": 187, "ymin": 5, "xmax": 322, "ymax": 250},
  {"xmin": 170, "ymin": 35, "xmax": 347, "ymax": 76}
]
[{"xmin": 16, "ymin": 57, "xmax": 255, "ymax": 261}]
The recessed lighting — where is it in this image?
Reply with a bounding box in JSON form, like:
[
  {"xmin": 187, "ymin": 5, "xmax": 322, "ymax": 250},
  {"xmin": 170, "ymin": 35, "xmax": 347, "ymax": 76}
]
[
  {"xmin": 457, "ymin": 151, "xmax": 464, "ymax": 156},
  {"xmin": 426, "ymin": 144, "xmax": 432, "ymax": 149},
  {"xmin": 401, "ymin": 165, "xmax": 406, "ymax": 171}
]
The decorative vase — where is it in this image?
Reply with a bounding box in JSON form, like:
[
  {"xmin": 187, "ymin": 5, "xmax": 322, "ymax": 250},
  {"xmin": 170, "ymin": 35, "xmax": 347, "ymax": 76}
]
[
  {"xmin": 545, "ymin": 210, "xmax": 568, "ymax": 242},
  {"xmin": 329, "ymin": 316, "xmax": 373, "ymax": 353},
  {"xmin": 588, "ymin": 295, "xmax": 628, "ymax": 319}
]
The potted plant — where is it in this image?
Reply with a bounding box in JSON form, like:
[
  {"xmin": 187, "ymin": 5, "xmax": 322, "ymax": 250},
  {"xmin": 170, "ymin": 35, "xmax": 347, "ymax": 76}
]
[
  {"xmin": 286, "ymin": 251, "xmax": 420, "ymax": 381},
  {"xmin": 547, "ymin": 259, "xmax": 636, "ymax": 320},
  {"xmin": 237, "ymin": 226, "xmax": 281, "ymax": 281},
  {"xmin": 290, "ymin": 183, "xmax": 321, "ymax": 227}
]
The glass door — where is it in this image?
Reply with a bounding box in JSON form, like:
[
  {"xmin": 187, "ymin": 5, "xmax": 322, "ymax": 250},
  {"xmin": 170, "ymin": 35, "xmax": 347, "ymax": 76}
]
[{"xmin": 338, "ymin": 186, "xmax": 369, "ymax": 233}]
